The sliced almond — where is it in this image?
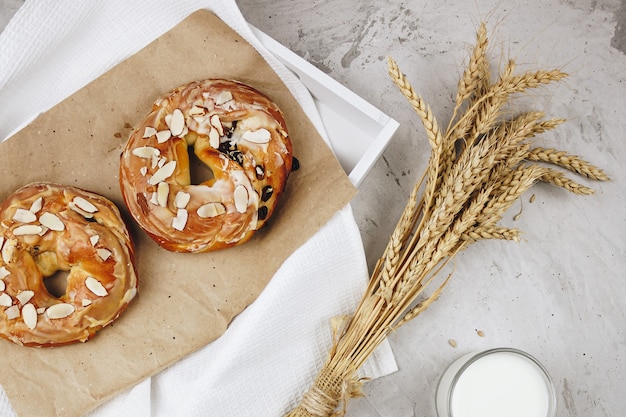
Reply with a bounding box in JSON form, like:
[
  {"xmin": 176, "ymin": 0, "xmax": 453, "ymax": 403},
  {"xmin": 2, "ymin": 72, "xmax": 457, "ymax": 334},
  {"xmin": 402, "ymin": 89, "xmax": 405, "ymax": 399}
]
[
  {"xmin": 210, "ymin": 114, "xmax": 224, "ymax": 136},
  {"xmin": 233, "ymin": 185, "xmax": 249, "ymax": 213},
  {"xmin": 156, "ymin": 130, "xmax": 172, "ymax": 144},
  {"xmin": 151, "ymin": 153, "xmax": 160, "ymax": 169},
  {"xmin": 12, "ymin": 208, "xmax": 37, "ymax": 223},
  {"xmin": 148, "ymin": 160, "xmax": 177, "ymax": 185},
  {"xmin": 73, "ymin": 196, "xmax": 98, "ymax": 213},
  {"xmin": 157, "ymin": 182, "xmax": 170, "ymax": 207},
  {"xmin": 13, "ymin": 224, "xmax": 43, "ymax": 236},
  {"xmin": 189, "ymin": 106, "xmax": 205, "ymax": 116},
  {"xmin": 132, "ymin": 146, "xmax": 160, "ymax": 159},
  {"xmin": 90, "ymin": 234, "xmax": 100, "ymax": 246},
  {"xmin": 82, "ymin": 299, "xmax": 92, "ymax": 307},
  {"xmin": 29, "ymin": 197, "xmax": 43, "ymax": 214},
  {"xmin": 68, "ymin": 202, "xmax": 94, "ymax": 219},
  {"xmin": 16, "ymin": 290, "xmax": 34, "ymax": 305},
  {"xmin": 172, "ymin": 208, "xmax": 188, "ymax": 231},
  {"xmin": 169, "ymin": 109, "xmax": 185, "ymax": 137},
  {"xmin": 0, "ymin": 266, "xmax": 9, "ymax": 279},
  {"xmin": 143, "ymin": 126, "xmax": 157, "ymax": 138},
  {"xmin": 193, "ymin": 114, "xmax": 209, "ymax": 126},
  {"xmin": 209, "ymin": 127, "xmax": 220, "ymax": 149},
  {"xmin": 0, "ymin": 281, "xmax": 3, "ymax": 292},
  {"xmin": 197, "ymin": 202, "xmax": 226, "ymax": 218},
  {"xmin": 0, "ymin": 293, "xmax": 10, "ymax": 306},
  {"xmin": 1, "ymin": 239, "xmax": 16, "ymax": 263},
  {"xmin": 174, "ymin": 191, "xmax": 190, "ymax": 209},
  {"xmin": 39, "ymin": 212, "xmax": 65, "ymax": 231},
  {"xmin": 215, "ymin": 91, "xmax": 233, "ymax": 105},
  {"xmin": 22, "ymin": 303, "xmax": 37, "ymax": 329},
  {"xmin": 46, "ymin": 303, "xmax": 75, "ymax": 319},
  {"xmin": 5, "ymin": 305, "xmax": 19, "ymax": 319},
  {"xmin": 85, "ymin": 277, "xmax": 108, "ymax": 297},
  {"xmin": 97, "ymin": 248, "xmax": 112, "ymax": 261},
  {"xmin": 242, "ymin": 128, "xmax": 271, "ymax": 144},
  {"xmin": 140, "ymin": 166, "xmax": 148, "ymax": 176},
  {"xmin": 150, "ymin": 192, "xmax": 159, "ymax": 205},
  {"xmin": 36, "ymin": 307, "xmax": 45, "ymax": 314}
]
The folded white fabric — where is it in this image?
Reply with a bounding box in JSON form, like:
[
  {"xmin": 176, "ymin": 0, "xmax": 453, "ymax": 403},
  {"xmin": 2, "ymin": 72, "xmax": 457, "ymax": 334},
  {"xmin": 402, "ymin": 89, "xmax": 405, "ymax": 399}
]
[{"xmin": 0, "ymin": 1, "xmax": 397, "ymax": 416}]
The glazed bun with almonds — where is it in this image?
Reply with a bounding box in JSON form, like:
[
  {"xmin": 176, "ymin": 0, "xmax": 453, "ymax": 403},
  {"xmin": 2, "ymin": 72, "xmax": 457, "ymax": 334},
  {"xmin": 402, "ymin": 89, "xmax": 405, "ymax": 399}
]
[
  {"xmin": 0, "ymin": 182, "xmax": 138, "ymax": 347},
  {"xmin": 119, "ymin": 79, "xmax": 293, "ymax": 253}
]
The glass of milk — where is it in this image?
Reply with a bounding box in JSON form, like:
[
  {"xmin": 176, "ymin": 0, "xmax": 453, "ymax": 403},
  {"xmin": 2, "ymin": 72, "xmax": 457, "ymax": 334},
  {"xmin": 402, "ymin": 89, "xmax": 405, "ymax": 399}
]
[{"xmin": 435, "ymin": 347, "xmax": 556, "ymax": 417}]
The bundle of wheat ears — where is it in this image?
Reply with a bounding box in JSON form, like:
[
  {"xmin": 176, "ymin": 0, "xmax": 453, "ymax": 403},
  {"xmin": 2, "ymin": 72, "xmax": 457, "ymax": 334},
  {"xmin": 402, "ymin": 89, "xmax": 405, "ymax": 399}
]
[{"xmin": 284, "ymin": 22, "xmax": 609, "ymax": 417}]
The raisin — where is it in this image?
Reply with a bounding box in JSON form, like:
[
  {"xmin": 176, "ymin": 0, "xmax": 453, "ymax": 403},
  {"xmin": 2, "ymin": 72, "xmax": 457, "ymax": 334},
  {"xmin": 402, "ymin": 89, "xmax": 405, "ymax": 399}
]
[
  {"xmin": 218, "ymin": 140, "xmax": 244, "ymax": 166},
  {"xmin": 258, "ymin": 206, "xmax": 268, "ymax": 220},
  {"xmin": 230, "ymin": 150, "xmax": 244, "ymax": 165},
  {"xmin": 226, "ymin": 120, "xmax": 238, "ymax": 138},
  {"xmin": 255, "ymin": 165, "xmax": 265, "ymax": 180},
  {"xmin": 218, "ymin": 140, "xmax": 234, "ymax": 153},
  {"xmin": 291, "ymin": 156, "xmax": 300, "ymax": 171},
  {"xmin": 261, "ymin": 185, "xmax": 273, "ymax": 202}
]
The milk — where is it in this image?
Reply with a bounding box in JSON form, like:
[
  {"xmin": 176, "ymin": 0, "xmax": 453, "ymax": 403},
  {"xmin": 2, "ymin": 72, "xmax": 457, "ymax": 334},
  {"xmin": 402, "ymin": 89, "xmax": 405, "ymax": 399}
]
[{"xmin": 435, "ymin": 348, "xmax": 555, "ymax": 417}]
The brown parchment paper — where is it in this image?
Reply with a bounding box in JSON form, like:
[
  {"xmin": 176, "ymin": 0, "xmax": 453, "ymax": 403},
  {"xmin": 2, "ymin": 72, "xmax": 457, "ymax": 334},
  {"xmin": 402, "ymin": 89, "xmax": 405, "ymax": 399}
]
[{"xmin": 0, "ymin": 10, "xmax": 355, "ymax": 417}]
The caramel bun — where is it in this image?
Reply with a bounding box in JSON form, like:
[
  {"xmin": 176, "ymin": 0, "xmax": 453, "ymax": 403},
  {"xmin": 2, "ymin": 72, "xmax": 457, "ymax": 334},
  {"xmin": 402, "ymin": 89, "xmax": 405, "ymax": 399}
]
[
  {"xmin": 120, "ymin": 79, "xmax": 293, "ymax": 252},
  {"xmin": 0, "ymin": 183, "xmax": 138, "ymax": 347}
]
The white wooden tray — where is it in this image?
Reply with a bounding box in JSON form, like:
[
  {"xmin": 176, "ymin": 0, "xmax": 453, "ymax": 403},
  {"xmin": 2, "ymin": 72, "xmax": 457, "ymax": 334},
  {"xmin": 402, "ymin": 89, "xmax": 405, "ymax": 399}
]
[{"xmin": 250, "ymin": 26, "xmax": 399, "ymax": 187}]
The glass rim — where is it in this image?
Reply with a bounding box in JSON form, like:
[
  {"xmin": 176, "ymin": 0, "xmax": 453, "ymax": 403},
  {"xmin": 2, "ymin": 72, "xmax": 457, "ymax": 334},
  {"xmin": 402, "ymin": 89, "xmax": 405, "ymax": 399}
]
[{"xmin": 444, "ymin": 347, "xmax": 557, "ymax": 417}]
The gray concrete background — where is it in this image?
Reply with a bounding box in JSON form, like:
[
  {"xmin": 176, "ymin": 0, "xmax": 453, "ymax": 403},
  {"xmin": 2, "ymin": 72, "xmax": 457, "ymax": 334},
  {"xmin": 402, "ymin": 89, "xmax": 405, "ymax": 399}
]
[{"xmin": 2, "ymin": 1, "xmax": 626, "ymax": 416}]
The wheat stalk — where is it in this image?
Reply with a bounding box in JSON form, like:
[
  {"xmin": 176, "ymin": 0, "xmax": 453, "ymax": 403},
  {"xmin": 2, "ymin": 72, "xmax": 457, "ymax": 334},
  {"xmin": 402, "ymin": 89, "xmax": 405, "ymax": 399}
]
[{"xmin": 284, "ymin": 22, "xmax": 608, "ymax": 417}]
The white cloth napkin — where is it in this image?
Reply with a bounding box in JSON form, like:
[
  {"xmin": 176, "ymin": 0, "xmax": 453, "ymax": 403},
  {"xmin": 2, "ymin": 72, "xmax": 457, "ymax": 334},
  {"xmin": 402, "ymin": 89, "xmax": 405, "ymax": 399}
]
[{"xmin": 0, "ymin": 1, "xmax": 398, "ymax": 416}]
